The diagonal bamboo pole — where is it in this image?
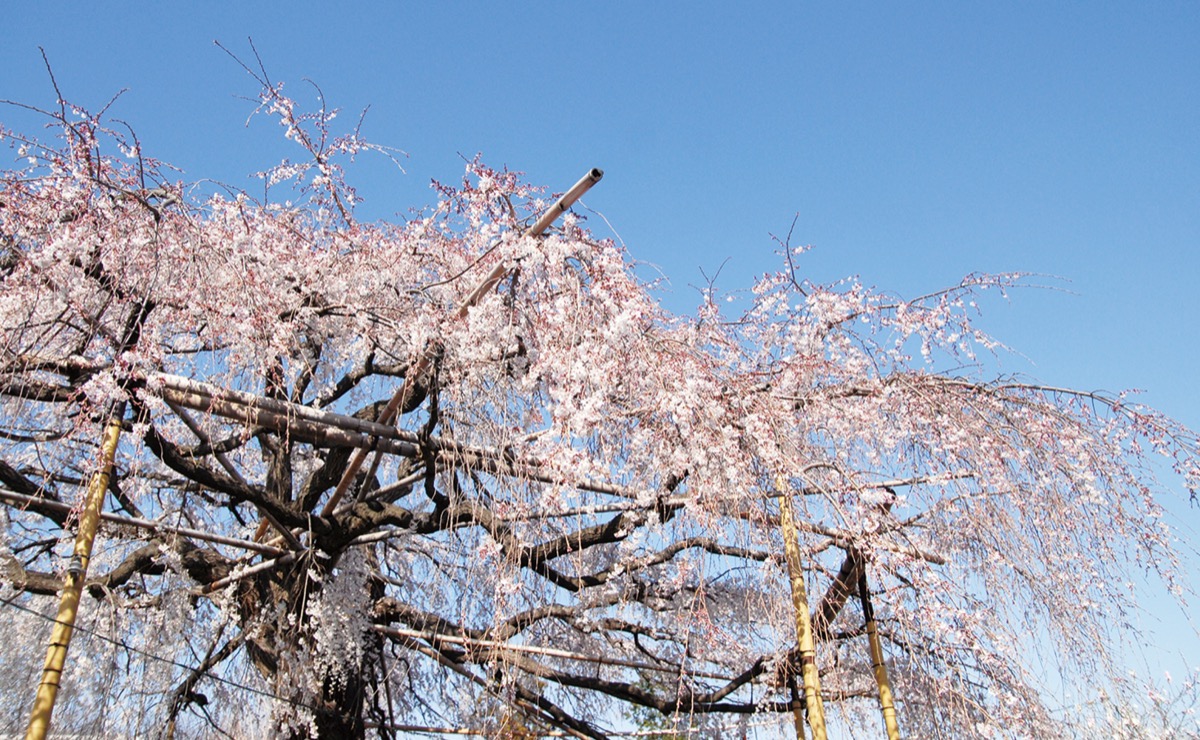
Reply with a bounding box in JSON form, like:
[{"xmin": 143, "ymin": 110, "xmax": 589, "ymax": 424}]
[
  {"xmin": 776, "ymin": 477, "xmax": 827, "ymax": 740},
  {"xmin": 859, "ymin": 567, "xmax": 901, "ymax": 740},
  {"xmin": 317, "ymin": 168, "xmax": 604, "ymax": 520},
  {"xmin": 26, "ymin": 402, "xmax": 126, "ymax": 740}
]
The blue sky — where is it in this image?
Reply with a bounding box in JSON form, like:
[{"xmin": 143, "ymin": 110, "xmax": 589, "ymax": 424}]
[
  {"xmin": 3, "ymin": 0, "xmax": 1198, "ymax": 685},
  {"xmin": 3, "ymin": 4, "xmax": 1196, "ymax": 426},
  {"xmin": 4, "ymin": 8, "xmax": 1195, "ymax": 450}
]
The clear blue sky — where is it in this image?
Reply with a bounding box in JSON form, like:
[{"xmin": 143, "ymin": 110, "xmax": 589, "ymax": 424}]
[
  {"xmin": 4, "ymin": 4, "xmax": 1196, "ymax": 430},
  {"xmin": 5, "ymin": 4, "xmax": 1198, "ymax": 502},
  {"xmin": 3, "ymin": 0, "xmax": 1198, "ymax": 672}
]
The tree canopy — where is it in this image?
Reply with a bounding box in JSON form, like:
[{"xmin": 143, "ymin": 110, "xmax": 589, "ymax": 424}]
[{"xmin": 1, "ymin": 81, "xmax": 1197, "ymax": 738}]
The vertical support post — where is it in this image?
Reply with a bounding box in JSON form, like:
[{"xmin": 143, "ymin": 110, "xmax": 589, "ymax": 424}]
[
  {"xmin": 26, "ymin": 403, "xmax": 125, "ymax": 740},
  {"xmin": 777, "ymin": 478, "xmax": 827, "ymax": 740},
  {"xmin": 859, "ymin": 568, "xmax": 901, "ymax": 740},
  {"xmin": 787, "ymin": 674, "xmax": 808, "ymax": 739}
]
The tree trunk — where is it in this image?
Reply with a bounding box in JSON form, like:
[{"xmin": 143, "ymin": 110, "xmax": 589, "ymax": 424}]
[{"xmin": 238, "ymin": 564, "xmax": 377, "ymax": 739}]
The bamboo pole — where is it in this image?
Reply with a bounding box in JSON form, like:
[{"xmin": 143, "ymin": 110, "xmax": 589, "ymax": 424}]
[
  {"xmin": 153, "ymin": 373, "xmax": 421, "ymax": 444},
  {"xmin": 321, "ymin": 167, "xmax": 605, "ymax": 518},
  {"xmin": 372, "ymin": 625, "xmax": 731, "ymax": 679},
  {"xmin": 455, "ymin": 168, "xmax": 603, "ymax": 318},
  {"xmin": 859, "ymin": 568, "xmax": 900, "ymax": 740},
  {"xmin": 776, "ymin": 478, "xmax": 827, "ymax": 740},
  {"xmin": 158, "ymin": 384, "xmax": 419, "ymax": 458},
  {"xmin": 26, "ymin": 403, "xmax": 125, "ymax": 740},
  {"xmin": 150, "ymin": 372, "xmax": 632, "ymax": 499},
  {"xmin": 200, "ymin": 549, "xmax": 304, "ymax": 594}
]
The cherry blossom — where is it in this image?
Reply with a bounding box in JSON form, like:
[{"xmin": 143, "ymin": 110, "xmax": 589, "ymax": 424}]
[{"xmin": 0, "ymin": 84, "xmax": 1195, "ymax": 738}]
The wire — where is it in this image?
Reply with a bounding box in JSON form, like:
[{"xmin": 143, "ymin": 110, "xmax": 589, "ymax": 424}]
[{"xmin": 0, "ymin": 595, "xmax": 321, "ymax": 715}]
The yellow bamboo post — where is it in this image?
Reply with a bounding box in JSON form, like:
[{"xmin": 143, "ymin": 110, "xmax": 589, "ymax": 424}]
[
  {"xmin": 858, "ymin": 568, "xmax": 900, "ymax": 740},
  {"xmin": 26, "ymin": 403, "xmax": 125, "ymax": 740},
  {"xmin": 776, "ymin": 478, "xmax": 827, "ymax": 740}
]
